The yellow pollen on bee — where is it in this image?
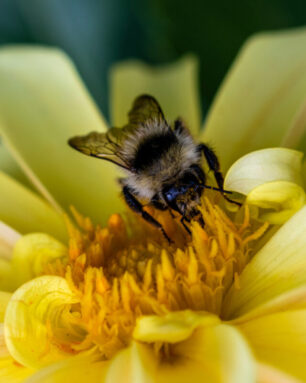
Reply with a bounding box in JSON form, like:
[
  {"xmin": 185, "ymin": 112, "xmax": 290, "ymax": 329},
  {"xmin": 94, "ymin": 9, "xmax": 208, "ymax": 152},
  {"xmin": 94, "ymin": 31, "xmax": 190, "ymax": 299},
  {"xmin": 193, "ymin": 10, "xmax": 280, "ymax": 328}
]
[{"xmin": 45, "ymin": 197, "xmax": 268, "ymax": 358}]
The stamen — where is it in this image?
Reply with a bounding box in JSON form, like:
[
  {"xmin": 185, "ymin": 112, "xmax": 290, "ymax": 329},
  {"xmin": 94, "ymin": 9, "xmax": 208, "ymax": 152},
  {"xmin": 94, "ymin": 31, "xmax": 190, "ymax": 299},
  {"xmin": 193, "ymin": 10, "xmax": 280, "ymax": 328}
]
[{"xmin": 44, "ymin": 196, "xmax": 269, "ymax": 358}]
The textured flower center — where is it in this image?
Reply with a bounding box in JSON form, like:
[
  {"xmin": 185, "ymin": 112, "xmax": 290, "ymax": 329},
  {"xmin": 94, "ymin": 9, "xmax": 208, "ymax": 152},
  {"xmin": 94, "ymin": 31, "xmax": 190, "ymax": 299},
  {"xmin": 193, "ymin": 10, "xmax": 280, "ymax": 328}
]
[{"xmin": 45, "ymin": 196, "xmax": 268, "ymax": 358}]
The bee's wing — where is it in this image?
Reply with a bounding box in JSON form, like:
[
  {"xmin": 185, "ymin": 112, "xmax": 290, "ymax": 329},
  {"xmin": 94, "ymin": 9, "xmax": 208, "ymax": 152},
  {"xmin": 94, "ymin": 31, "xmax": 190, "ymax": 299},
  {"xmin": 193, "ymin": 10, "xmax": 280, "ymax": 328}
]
[
  {"xmin": 69, "ymin": 95, "xmax": 167, "ymax": 170},
  {"xmin": 68, "ymin": 130, "xmax": 131, "ymax": 170},
  {"xmin": 128, "ymin": 94, "xmax": 167, "ymax": 126}
]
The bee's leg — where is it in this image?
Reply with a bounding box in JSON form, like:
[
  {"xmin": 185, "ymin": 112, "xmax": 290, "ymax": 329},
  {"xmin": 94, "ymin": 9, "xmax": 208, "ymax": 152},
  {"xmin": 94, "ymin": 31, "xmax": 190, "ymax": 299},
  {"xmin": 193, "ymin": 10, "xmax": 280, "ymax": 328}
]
[
  {"xmin": 180, "ymin": 216, "xmax": 191, "ymax": 235},
  {"xmin": 151, "ymin": 194, "xmax": 168, "ymax": 211},
  {"xmin": 174, "ymin": 118, "xmax": 185, "ymax": 133},
  {"xmin": 189, "ymin": 164, "xmax": 206, "ymax": 184},
  {"xmin": 151, "ymin": 194, "xmax": 176, "ymax": 218},
  {"xmin": 123, "ymin": 186, "xmax": 173, "ymax": 243},
  {"xmin": 198, "ymin": 143, "xmax": 242, "ymax": 207},
  {"xmin": 168, "ymin": 209, "xmax": 175, "ymax": 218},
  {"xmin": 198, "ymin": 215, "xmax": 205, "ymax": 228}
]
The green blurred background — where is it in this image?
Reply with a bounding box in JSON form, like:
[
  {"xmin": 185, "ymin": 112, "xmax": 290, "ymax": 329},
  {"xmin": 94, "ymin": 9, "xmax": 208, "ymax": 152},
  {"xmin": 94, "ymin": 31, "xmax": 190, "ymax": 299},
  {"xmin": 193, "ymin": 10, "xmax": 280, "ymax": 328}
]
[{"xmin": 1, "ymin": 0, "xmax": 305, "ymax": 119}]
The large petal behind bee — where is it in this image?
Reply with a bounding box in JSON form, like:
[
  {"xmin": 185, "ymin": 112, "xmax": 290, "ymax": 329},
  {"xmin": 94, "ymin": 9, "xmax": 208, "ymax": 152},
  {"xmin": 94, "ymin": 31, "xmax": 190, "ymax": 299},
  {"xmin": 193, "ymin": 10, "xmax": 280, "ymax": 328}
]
[{"xmin": 68, "ymin": 131, "xmax": 130, "ymax": 170}]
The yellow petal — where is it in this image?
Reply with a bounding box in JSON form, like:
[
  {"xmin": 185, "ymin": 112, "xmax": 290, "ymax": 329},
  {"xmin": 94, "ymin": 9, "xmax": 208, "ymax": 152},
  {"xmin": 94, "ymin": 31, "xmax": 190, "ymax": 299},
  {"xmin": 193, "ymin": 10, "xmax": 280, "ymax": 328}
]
[
  {"xmin": 224, "ymin": 148, "xmax": 305, "ymax": 224},
  {"xmin": 24, "ymin": 356, "xmax": 110, "ymax": 383},
  {"xmin": 133, "ymin": 310, "xmax": 220, "ymax": 343},
  {"xmin": 296, "ymin": 127, "xmax": 306, "ymax": 185},
  {"xmin": 0, "ymin": 323, "xmax": 11, "ymax": 358},
  {"xmin": 0, "ymin": 221, "xmax": 20, "ymax": 260},
  {"xmin": 110, "ymin": 55, "xmax": 201, "ymax": 136},
  {"xmin": 200, "ymin": 27, "xmax": 306, "ymax": 170},
  {"xmin": 0, "ymin": 137, "xmax": 32, "ymax": 189},
  {"xmin": 4, "ymin": 275, "xmax": 78, "ymax": 369},
  {"xmin": 160, "ymin": 324, "xmax": 255, "ymax": 383},
  {"xmin": 257, "ymin": 362, "xmax": 304, "ymax": 383},
  {"xmin": 0, "ymin": 323, "xmax": 34, "ymax": 382},
  {"xmin": 0, "ymin": 221, "xmax": 20, "ymax": 291},
  {"xmin": 0, "ymin": 258, "xmax": 14, "ymax": 291},
  {"xmin": 232, "ymin": 285, "xmax": 306, "ymax": 324},
  {"xmin": 224, "ymin": 148, "xmax": 304, "ymax": 194},
  {"xmin": 0, "ymin": 171, "xmax": 67, "ymax": 242},
  {"xmin": 246, "ymin": 181, "xmax": 305, "ymax": 224},
  {"xmin": 238, "ymin": 310, "xmax": 306, "ymax": 381},
  {"xmin": 0, "ymin": 356, "xmax": 34, "ymax": 383},
  {"xmin": 0, "ymin": 47, "xmax": 123, "ymax": 225},
  {"xmin": 282, "ymin": 99, "xmax": 306, "ymax": 149},
  {"xmin": 0, "ymin": 292, "xmax": 11, "ymax": 321},
  {"xmin": 106, "ymin": 342, "xmax": 156, "ymax": 383},
  {"xmin": 10, "ymin": 233, "xmax": 67, "ymax": 288},
  {"xmin": 223, "ymin": 206, "xmax": 306, "ymax": 319},
  {"xmin": 109, "ymin": 324, "xmax": 255, "ymax": 383}
]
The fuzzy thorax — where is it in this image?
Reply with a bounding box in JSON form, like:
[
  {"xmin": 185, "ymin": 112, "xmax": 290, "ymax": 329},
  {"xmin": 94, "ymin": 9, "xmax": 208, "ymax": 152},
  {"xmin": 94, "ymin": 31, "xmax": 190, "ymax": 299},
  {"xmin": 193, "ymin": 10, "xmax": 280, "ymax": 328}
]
[{"xmin": 120, "ymin": 119, "xmax": 200, "ymax": 199}]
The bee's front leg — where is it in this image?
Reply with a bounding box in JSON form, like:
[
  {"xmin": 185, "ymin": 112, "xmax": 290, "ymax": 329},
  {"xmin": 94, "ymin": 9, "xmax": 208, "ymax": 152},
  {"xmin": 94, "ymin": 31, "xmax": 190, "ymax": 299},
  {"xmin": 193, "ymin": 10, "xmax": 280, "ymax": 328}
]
[
  {"xmin": 151, "ymin": 194, "xmax": 168, "ymax": 211},
  {"xmin": 198, "ymin": 143, "xmax": 241, "ymax": 207},
  {"xmin": 180, "ymin": 216, "xmax": 191, "ymax": 235},
  {"xmin": 123, "ymin": 186, "xmax": 173, "ymax": 244},
  {"xmin": 151, "ymin": 194, "xmax": 177, "ymax": 218}
]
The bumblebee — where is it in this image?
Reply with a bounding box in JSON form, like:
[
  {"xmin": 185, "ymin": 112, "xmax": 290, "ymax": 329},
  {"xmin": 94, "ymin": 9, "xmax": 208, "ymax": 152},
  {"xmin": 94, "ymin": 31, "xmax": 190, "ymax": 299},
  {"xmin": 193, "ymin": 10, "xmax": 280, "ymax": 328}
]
[{"xmin": 69, "ymin": 95, "xmax": 238, "ymax": 242}]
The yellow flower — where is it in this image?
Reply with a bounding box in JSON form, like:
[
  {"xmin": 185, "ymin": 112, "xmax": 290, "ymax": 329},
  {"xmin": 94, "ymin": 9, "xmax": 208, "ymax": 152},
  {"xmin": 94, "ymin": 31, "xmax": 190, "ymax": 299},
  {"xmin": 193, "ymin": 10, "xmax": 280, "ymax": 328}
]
[{"xmin": 0, "ymin": 27, "xmax": 305, "ymax": 383}]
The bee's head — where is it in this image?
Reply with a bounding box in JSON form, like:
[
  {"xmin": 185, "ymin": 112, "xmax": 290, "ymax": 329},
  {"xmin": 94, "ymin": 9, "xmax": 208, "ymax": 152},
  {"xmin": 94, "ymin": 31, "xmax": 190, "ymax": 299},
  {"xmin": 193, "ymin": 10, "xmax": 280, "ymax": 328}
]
[
  {"xmin": 163, "ymin": 170, "xmax": 204, "ymax": 226},
  {"xmin": 176, "ymin": 189, "xmax": 204, "ymax": 227}
]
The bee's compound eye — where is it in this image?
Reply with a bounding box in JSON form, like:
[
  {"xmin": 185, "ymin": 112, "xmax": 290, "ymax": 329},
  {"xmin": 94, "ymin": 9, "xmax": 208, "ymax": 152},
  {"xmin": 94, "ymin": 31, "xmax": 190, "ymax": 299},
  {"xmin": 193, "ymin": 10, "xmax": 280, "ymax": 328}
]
[
  {"xmin": 166, "ymin": 192, "xmax": 172, "ymax": 201},
  {"xmin": 164, "ymin": 188, "xmax": 176, "ymax": 202}
]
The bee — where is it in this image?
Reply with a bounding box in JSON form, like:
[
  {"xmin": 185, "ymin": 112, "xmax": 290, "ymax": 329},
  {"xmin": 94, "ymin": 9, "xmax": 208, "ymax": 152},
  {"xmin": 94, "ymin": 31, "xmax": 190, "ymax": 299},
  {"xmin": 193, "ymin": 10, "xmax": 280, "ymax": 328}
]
[{"xmin": 68, "ymin": 95, "xmax": 239, "ymax": 242}]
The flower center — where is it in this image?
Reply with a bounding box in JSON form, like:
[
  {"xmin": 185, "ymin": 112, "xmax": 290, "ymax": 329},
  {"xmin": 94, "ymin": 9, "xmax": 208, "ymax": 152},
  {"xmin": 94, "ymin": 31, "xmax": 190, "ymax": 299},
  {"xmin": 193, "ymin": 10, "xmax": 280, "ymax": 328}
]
[{"xmin": 45, "ymin": 196, "xmax": 268, "ymax": 358}]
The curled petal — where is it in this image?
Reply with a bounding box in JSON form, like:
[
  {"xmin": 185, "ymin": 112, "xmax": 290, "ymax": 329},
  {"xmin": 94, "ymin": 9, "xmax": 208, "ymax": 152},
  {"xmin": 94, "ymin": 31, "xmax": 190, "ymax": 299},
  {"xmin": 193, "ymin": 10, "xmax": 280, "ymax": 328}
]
[
  {"xmin": 201, "ymin": 27, "xmax": 306, "ymax": 170},
  {"xmin": 224, "ymin": 148, "xmax": 305, "ymax": 224},
  {"xmin": 223, "ymin": 206, "xmax": 306, "ymax": 319},
  {"xmin": 224, "ymin": 148, "xmax": 304, "ymax": 194},
  {"xmin": 246, "ymin": 181, "xmax": 305, "ymax": 224},
  {"xmin": 110, "ymin": 56, "xmax": 201, "ymax": 136},
  {"xmin": 133, "ymin": 310, "xmax": 219, "ymax": 343},
  {"xmin": 0, "ymin": 323, "xmax": 34, "ymax": 382},
  {"xmin": 4, "ymin": 276, "xmax": 78, "ymax": 369},
  {"xmin": 238, "ymin": 310, "xmax": 306, "ymax": 381},
  {"xmin": 11, "ymin": 233, "xmax": 67, "ymax": 288}
]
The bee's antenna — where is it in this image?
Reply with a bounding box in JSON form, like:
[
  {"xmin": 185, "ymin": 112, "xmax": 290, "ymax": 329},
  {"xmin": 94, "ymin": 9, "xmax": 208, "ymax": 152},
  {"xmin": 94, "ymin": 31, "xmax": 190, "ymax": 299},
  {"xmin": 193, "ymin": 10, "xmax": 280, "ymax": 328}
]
[{"xmin": 197, "ymin": 185, "xmax": 233, "ymax": 194}]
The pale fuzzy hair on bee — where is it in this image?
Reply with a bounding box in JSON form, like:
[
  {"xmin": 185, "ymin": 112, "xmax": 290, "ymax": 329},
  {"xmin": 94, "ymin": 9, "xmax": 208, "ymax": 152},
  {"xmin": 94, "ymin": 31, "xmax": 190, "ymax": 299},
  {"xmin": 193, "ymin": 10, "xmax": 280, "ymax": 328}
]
[{"xmin": 120, "ymin": 118, "xmax": 201, "ymax": 200}]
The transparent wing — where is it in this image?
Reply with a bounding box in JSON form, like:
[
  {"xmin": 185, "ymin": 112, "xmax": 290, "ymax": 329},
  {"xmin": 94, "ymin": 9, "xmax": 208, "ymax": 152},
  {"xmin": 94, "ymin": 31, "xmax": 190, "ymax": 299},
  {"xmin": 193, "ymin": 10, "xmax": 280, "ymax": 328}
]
[
  {"xmin": 68, "ymin": 130, "xmax": 131, "ymax": 170},
  {"xmin": 128, "ymin": 94, "xmax": 167, "ymax": 126}
]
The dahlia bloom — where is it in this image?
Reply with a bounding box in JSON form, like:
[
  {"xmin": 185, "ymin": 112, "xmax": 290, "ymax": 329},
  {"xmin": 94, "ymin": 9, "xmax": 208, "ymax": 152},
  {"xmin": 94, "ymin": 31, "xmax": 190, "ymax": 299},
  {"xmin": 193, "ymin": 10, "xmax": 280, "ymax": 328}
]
[{"xmin": 0, "ymin": 28, "xmax": 305, "ymax": 382}]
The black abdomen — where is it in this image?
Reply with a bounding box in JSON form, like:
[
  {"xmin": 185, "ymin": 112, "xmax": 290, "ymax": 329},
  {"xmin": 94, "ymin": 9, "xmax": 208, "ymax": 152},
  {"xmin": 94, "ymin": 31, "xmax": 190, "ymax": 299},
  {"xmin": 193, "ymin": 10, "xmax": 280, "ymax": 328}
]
[{"xmin": 132, "ymin": 131, "xmax": 177, "ymax": 171}]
